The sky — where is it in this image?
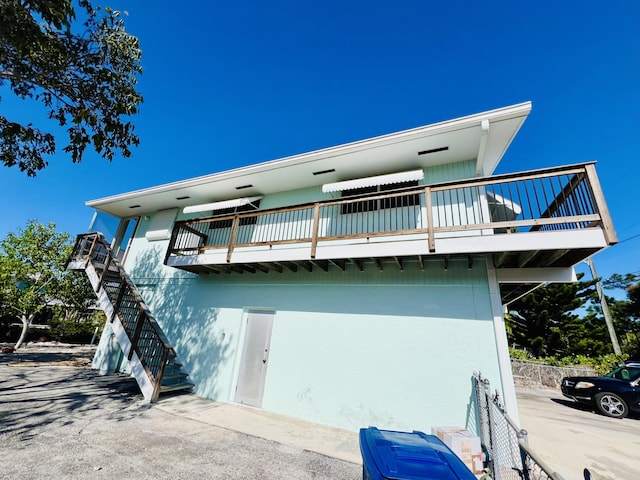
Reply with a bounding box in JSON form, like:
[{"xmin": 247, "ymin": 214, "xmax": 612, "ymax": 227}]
[{"xmin": 1, "ymin": 1, "xmax": 638, "ymax": 290}]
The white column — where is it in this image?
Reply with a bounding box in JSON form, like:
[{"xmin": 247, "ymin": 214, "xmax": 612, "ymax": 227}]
[{"xmin": 486, "ymin": 257, "xmax": 520, "ymax": 425}]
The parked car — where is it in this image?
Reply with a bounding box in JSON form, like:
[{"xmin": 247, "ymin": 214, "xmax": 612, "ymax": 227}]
[{"xmin": 561, "ymin": 362, "xmax": 640, "ymax": 418}]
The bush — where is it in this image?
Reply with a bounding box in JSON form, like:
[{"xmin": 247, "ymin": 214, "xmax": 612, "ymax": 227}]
[
  {"xmin": 510, "ymin": 347, "xmax": 628, "ymax": 375},
  {"xmin": 509, "ymin": 347, "xmax": 532, "ymax": 361},
  {"xmin": 49, "ymin": 311, "xmax": 105, "ymax": 344}
]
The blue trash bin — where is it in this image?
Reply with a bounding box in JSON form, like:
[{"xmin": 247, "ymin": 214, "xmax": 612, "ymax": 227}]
[{"xmin": 359, "ymin": 427, "xmax": 478, "ymax": 480}]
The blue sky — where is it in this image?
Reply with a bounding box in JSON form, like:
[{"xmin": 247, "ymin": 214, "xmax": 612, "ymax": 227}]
[{"xmin": 1, "ymin": 1, "xmax": 638, "ymax": 288}]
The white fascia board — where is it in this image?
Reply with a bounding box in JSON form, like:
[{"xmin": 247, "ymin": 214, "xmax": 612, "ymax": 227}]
[
  {"xmin": 433, "ymin": 229, "xmax": 607, "ymax": 255},
  {"xmin": 497, "ymin": 267, "xmax": 577, "ymax": 284},
  {"xmin": 322, "ymin": 170, "xmax": 424, "ymax": 193},
  {"xmin": 86, "ymin": 102, "xmax": 532, "ymax": 209}
]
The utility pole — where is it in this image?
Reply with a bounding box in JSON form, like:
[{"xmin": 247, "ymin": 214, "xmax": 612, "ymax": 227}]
[{"xmin": 586, "ymin": 257, "xmax": 622, "ymax": 355}]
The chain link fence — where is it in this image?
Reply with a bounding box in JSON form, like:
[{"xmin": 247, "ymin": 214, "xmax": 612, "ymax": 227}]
[{"xmin": 472, "ymin": 372, "xmax": 566, "ymax": 480}]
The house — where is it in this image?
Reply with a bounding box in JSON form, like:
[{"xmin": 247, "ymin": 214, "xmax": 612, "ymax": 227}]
[{"xmin": 67, "ymin": 102, "xmax": 617, "ymax": 433}]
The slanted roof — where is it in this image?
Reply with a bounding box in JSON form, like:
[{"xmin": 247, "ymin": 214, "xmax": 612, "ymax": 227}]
[{"xmin": 87, "ymin": 102, "xmax": 531, "ymax": 218}]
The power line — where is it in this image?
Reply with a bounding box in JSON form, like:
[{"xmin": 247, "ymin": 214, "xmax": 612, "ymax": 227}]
[{"xmin": 617, "ymin": 232, "xmax": 640, "ymax": 245}]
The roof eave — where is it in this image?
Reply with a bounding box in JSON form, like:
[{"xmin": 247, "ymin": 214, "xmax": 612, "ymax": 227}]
[{"xmin": 86, "ymin": 101, "xmax": 532, "ymax": 212}]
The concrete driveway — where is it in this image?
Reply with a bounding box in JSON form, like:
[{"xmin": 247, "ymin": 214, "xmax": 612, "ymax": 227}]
[
  {"xmin": 517, "ymin": 387, "xmax": 640, "ymax": 480},
  {"xmin": 0, "ymin": 345, "xmax": 360, "ymax": 480}
]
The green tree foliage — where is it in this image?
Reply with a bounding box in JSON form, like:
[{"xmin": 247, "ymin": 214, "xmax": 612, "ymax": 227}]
[
  {"xmin": 602, "ymin": 273, "xmax": 640, "ymax": 357},
  {"xmin": 507, "ymin": 272, "xmax": 640, "ymax": 360},
  {"xmin": 49, "ymin": 309, "xmax": 104, "ymax": 343},
  {"xmin": 0, "ymin": 0, "xmax": 143, "ymax": 175},
  {"xmin": 506, "ymin": 275, "xmax": 598, "ymax": 357},
  {"xmin": 0, "ymin": 220, "xmax": 96, "ymax": 347}
]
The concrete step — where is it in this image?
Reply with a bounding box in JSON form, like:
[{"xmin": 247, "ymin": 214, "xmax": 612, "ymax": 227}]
[
  {"xmin": 160, "ymin": 382, "xmax": 195, "ymax": 394},
  {"xmin": 164, "ymin": 361, "xmax": 183, "ymax": 374}
]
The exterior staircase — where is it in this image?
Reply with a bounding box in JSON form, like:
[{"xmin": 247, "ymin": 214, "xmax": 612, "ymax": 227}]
[{"xmin": 67, "ymin": 232, "xmax": 194, "ymax": 401}]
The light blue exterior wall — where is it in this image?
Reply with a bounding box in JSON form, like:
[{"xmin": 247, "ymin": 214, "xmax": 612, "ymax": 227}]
[
  {"xmin": 95, "ymin": 157, "xmax": 504, "ymax": 432},
  {"xmin": 260, "ymin": 276, "xmax": 499, "ymax": 432},
  {"xmin": 260, "ymin": 186, "xmax": 331, "ymax": 209},
  {"xmin": 425, "ymin": 159, "xmax": 476, "ymax": 183},
  {"xmin": 117, "ymin": 226, "xmax": 500, "ymax": 432}
]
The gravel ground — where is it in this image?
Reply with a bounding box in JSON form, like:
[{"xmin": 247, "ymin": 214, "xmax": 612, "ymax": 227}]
[{"xmin": 0, "ymin": 343, "xmax": 360, "ymax": 480}]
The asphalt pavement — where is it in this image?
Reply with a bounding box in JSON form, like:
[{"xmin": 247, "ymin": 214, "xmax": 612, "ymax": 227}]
[
  {"xmin": 4, "ymin": 344, "xmax": 638, "ymax": 480},
  {"xmin": 517, "ymin": 387, "xmax": 640, "ymax": 480},
  {"xmin": 0, "ymin": 344, "xmax": 361, "ymax": 480}
]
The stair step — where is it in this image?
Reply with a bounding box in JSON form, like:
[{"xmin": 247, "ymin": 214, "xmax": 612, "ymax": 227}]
[
  {"xmin": 160, "ymin": 382, "xmax": 195, "ymax": 394},
  {"xmin": 162, "ymin": 372, "xmax": 188, "ymax": 381}
]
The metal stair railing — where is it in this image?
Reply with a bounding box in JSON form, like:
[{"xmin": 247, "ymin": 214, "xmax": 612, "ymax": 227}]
[{"xmin": 68, "ymin": 232, "xmax": 179, "ymax": 402}]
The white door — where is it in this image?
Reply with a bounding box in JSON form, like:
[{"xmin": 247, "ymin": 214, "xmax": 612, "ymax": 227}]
[{"xmin": 234, "ymin": 310, "xmax": 274, "ymax": 407}]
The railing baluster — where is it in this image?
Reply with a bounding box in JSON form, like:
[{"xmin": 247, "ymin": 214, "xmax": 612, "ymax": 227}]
[{"xmin": 522, "ymin": 179, "xmax": 534, "ymax": 225}]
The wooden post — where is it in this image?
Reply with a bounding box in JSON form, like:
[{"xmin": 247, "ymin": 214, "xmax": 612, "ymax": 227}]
[
  {"xmin": 128, "ymin": 311, "xmax": 146, "ymax": 361},
  {"xmin": 425, "ymin": 187, "xmax": 435, "ymax": 252},
  {"xmin": 111, "ymin": 281, "xmax": 127, "ymax": 323},
  {"xmin": 85, "ymin": 234, "xmax": 99, "ymax": 268},
  {"xmin": 584, "ymin": 163, "xmax": 618, "ymax": 244},
  {"xmin": 164, "ymin": 223, "xmax": 181, "ymax": 265},
  {"xmin": 152, "ymin": 348, "xmax": 170, "ymax": 402},
  {"xmin": 227, "ymin": 215, "xmax": 240, "ymax": 263},
  {"xmin": 310, "ymin": 203, "xmax": 321, "ymax": 259},
  {"xmin": 98, "ymin": 255, "xmax": 111, "ymax": 290}
]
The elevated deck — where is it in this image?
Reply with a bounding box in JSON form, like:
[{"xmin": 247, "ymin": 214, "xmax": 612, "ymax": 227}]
[{"xmin": 164, "ymin": 163, "xmax": 616, "ymax": 303}]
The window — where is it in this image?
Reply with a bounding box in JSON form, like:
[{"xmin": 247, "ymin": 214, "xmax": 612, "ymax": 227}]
[
  {"xmin": 341, "ymin": 181, "xmax": 420, "ymax": 214},
  {"xmin": 209, "ymin": 200, "xmax": 261, "ymax": 229}
]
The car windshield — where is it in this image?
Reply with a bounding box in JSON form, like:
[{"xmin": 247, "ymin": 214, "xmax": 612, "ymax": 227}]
[{"xmin": 604, "ymin": 365, "xmax": 640, "ymax": 381}]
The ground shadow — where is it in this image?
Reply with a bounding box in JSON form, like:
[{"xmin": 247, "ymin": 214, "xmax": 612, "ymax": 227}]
[
  {"xmin": 550, "ymin": 397, "xmax": 640, "ymax": 420},
  {"xmin": 1, "ymin": 350, "xmax": 92, "ymax": 365},
  {"xmin": 0, "ymin": 363, "xmax": 144, "ymax": 441},
  {"xmin": 127, "ymin": 246, "xmax": 233, "ymax": 401},
  {"xmin": 550, "ymin": 397, "xmax": 594, "ymax": 412}
]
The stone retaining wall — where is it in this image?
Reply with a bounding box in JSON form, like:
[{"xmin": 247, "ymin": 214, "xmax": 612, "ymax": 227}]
[{"xmin": 511, "ymin": 359, "xmax": 596, "ymax": 389}]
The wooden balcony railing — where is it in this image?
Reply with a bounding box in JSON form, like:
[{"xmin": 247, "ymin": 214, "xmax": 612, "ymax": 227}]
[{"xmin": 165, "ymin": 162, "xmax": 616, "ymax": 264}]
